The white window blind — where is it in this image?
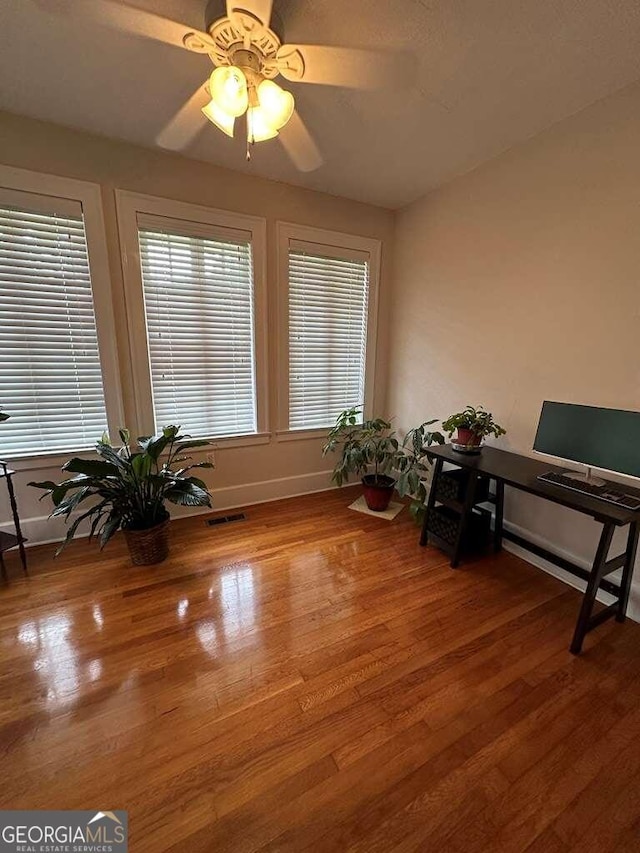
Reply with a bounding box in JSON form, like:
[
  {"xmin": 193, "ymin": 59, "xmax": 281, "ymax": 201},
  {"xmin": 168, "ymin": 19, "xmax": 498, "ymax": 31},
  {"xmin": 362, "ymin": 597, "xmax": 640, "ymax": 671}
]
[
  {"xmin": 0, "ymin": 193, "xmax": 108, "ymax": 456},
  {"xmin": 137, "ymin": 213, "xmax": 257, "ymax": 438},
  {"xmin": 288, "ymin": 241, "xmax": 369, "ymax": 429}
]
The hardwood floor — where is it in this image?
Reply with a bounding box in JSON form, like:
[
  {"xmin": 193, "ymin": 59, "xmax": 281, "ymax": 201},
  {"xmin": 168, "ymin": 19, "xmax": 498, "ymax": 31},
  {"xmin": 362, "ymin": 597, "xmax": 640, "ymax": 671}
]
[{"xmin": 1, "ymin": 486, "xmax": 640, "ymax": 852}]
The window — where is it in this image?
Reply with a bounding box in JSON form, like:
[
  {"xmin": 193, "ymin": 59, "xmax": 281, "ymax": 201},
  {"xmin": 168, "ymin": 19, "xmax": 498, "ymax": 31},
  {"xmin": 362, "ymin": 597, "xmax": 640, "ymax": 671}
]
[
  {"xmin": 288, "ymin": 245, "xmax": 369, "ymax": 430},
  {"xmin": 0, "ymin": 169, "xmax": 122, "ymax": 458},
  {"xmin": 138, "ymin": 215, "xmax": 255, "ymax": 437},
  {"xmin": 277, "ymin": 223, "xmax": 380, "ymax": 432},
  {"xmin": 116, "ymin": 192, "xmax": 267, "ymax": 442}
]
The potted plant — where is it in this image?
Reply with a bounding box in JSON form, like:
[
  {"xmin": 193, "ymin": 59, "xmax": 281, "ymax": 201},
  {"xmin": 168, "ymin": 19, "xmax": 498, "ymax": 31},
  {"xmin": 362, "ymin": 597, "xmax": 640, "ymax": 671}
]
[
  {"xmin": 323, "ymin": 407, "xmax": 444, "ymax": 512},
  {"xmin": 442, "ymin": 405, "xmax": 506, "ymax": 449},
  {"xmin": 29, "ymin": 425, "xmax": 214, "ymax": 565}
]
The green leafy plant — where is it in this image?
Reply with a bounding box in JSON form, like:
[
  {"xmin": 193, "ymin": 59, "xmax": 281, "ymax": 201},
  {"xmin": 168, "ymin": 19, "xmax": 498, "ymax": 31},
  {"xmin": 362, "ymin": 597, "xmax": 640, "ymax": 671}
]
[
  {"xmin": 322, "ymin": 406, "xmax": 444, "ymax": 511},
  {"xmin": 29, "ymin": 425, "xmax": 214, "ymax": 554},
  {"xmin": 395, "ymin": 420, "xmax": 445, "ymax": 514},
  {"xmin": 322, "ymin": 407, "xmax": 398, "ymax": 487},
  {"xmin": 442, "ymin": 405, "xmax": 506, "ymax": 440}
]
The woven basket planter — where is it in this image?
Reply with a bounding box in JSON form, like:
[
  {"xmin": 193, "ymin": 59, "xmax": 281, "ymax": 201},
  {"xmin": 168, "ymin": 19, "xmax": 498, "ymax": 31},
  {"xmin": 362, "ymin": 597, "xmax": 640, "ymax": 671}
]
[{"xmin": 124, "ymin": 516, "xmax": 170, "ymax": 566}]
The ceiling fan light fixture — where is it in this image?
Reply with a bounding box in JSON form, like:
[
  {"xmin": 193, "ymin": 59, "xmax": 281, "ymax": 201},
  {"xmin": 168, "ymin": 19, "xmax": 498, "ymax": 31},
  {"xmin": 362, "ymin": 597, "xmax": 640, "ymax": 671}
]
[
  {"xmin": 257, "ymin": 79, "xmax": 294, "ymax": 130},
  {"xmin": 246, "ymin": 105, "xmax": 279, "ymax": 143},
  {"xmin": 202, "ymin": 99, "xmax": 236, "ymax": 137},
  {"xmin": 208, "ymin": 65, "xmax": 249, "ymax": 117},
  {"xmin": 160, "ymin": 2, "xmax": 323, "ymax": 169}
]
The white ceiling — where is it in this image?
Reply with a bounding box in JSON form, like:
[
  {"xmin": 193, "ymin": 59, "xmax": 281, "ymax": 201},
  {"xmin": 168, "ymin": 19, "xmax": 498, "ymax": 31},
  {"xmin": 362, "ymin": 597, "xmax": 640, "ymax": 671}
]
[{"xmin": 1, "ymin": 0, "xmax": 640, "ymax": 208}]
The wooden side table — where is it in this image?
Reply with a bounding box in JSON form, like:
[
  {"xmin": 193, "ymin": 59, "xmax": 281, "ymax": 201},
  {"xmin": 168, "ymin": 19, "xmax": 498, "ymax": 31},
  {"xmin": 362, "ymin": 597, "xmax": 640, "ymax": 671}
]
[{"xmin": 0, "ymin": 460, "xmax": 27, "ymax": 580}]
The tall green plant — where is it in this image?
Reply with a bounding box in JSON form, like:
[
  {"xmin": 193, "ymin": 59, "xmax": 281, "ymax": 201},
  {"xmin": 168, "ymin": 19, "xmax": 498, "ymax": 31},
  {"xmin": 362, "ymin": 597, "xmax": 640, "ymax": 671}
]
[
  {"xmin": 322, "ymin": 407, "xmax": 398, "ymax": 486},
  {"xmin": 29, "ymin": 425, "xmax": 214, "ymax": 554},
  {"xmin": 322, "ymin": 407, "xmax": 444, "ymax": 515}
]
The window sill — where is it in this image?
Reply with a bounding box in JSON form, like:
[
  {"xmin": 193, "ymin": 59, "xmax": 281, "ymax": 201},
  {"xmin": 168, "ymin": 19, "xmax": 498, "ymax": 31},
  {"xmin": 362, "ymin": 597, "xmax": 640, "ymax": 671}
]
[
  {"xmin": 200, "ymin": 432, "xmax": 272, "ymax": 450},
  {"xmin": 2, "ymin": 448, "xmax": 99, "ymax": 472},
  {"xmin": 3, "ymin": 433, "xmax": 273, "ymax": 471},
  {"xmin": 275, "ymin": 428, "xmax": 329, "ymax": 443}
]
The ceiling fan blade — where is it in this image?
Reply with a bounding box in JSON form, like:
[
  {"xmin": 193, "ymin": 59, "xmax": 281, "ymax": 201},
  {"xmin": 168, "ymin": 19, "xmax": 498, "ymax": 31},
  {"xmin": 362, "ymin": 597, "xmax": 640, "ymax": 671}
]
[
  {"xmin": 226, "ymin": 0, "xmax": 273, "ymax": 28},
  {"xmin": 279, "ymin": 111, "xmax": 323, "ymax": 173},
  {"xmin": 156, "ymin": 85, "xmax": 209, "ymax": 151},
  {"xmin": 33, "ymin": 0, "xmax": 209, "ymax": 50},
  {"xmin": 278, "ymin": 44, "xmax": 412, "ymax": 90}
]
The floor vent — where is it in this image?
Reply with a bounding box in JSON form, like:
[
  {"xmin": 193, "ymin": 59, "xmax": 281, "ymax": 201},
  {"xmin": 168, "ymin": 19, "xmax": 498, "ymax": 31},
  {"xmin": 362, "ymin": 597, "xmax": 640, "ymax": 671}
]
[{"xmin": 206, "ymin": 513, "xmax": 246, "ymax": 527}]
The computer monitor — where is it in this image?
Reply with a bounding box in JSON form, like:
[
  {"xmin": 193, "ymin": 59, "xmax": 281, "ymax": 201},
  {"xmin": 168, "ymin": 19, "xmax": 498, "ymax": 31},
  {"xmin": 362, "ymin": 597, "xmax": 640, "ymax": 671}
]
[{"xmin": 533, "ymin": 401, "xmax": 640, "ymax": 483}]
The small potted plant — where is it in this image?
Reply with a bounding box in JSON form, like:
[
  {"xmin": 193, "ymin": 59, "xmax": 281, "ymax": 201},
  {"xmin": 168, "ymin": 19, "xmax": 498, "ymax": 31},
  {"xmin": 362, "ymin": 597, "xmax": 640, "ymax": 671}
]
[
  {"xmin": 442, "ymin": 405, "xmax": 506, "ymax": 450},
  {"xmin": 323, "ymin": 407, "xmax": 444, "ymax": 512},
  {"xmin": 30, "ymin": 425, "xmax": 214, "ymax": 565}
]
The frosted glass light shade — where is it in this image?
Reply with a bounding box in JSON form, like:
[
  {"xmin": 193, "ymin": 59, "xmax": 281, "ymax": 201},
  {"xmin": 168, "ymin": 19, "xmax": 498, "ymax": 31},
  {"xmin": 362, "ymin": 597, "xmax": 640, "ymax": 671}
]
[
  {"xmin": 257, "ymin": 79, "xmax": 294, "ymax": 130},
  {"xmin": 247, "ymin": 106, "xmax": 279, "ymax": 142},
  {"xmin": 202, "ymin": 99, "xmax": 235, "ymax": 137},
  {"xmin": 209, "ymin": 66, "xmax": 248, "ymax": 118}
]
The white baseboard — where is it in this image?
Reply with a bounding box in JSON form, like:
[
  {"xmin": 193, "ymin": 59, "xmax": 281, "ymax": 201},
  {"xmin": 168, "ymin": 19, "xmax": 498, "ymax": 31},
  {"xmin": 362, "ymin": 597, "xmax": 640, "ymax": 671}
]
[
  {"xmin": 209, "ymin": 468, "xmax": 336, "ymax": 511},
  {"xmin": 0, "ymin": 469, "xmax": 337, "ymax": 547},
  {"xmin": 502, "ymin": 518, "xmax": 639, "ymax": 623}
]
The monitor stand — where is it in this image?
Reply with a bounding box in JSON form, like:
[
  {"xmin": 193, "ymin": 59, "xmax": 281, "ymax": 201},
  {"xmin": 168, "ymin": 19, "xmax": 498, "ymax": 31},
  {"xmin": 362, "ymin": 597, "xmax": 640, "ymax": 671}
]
[{"xmin": 564, "ymin": 466, "xmax": 605, "ymax": 487}]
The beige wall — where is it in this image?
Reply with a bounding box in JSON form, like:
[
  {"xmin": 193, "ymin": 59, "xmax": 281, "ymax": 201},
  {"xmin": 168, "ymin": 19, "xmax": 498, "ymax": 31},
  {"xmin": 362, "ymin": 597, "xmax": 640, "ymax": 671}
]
[
  {"xmin": 0, "ymin": 110, "xmax": 394, "ymax": 544},
  {"xmin": 387, "ymin": 80, "xmax": 640, "ymax": 617}
]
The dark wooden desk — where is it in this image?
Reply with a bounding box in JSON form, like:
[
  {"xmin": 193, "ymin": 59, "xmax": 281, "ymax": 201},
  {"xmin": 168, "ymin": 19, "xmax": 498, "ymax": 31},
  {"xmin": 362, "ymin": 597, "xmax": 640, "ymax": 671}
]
[{"xmin": 421, "ymin": 445, "xmax": 640, "ymax": 654}]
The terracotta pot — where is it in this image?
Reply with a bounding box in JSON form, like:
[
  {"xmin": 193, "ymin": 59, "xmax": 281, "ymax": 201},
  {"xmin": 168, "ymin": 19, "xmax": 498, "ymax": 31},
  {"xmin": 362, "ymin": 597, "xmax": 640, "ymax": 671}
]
[
  {"xmin": 361, "ymin": 474, "xmax": 395, "ymax": 512},
  {"xmin": 456, "ymin": 427, "xmax": 482, "ymax": 447},
  {"xmin": 123, "ymin": 515, "xmax": 170, "ymax": 566}
]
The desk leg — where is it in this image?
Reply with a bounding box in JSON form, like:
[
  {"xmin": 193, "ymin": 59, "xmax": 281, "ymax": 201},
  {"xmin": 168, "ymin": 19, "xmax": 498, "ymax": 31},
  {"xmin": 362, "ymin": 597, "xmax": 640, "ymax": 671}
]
[
  {"xmin": 570, "ymin": 522, "xmax": 615, "ymax": 655},
  {"xmin": 616, "ymin": 522, "xmax": 638, "ymax": 623},
  {"xmin": 452, "ymin": 471, "xmax": 479, "ymax": 569},
  {"xmin": 494, "ymin": 480, "xmax": 504, "ymax": 553},
  {"xmin": 5, "ymin": 471, "xmax": 27, "ymax": 575},
  {"xmin": 420, "ymin": 457, "xmax": 443, "ymax": 547}
]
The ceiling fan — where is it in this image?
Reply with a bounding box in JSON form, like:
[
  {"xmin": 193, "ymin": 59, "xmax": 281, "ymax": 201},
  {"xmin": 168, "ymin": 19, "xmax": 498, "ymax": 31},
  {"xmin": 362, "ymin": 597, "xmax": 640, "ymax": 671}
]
[{"xmin": 35, "ymin": 0, "xmax": 410, "ymax": 172}]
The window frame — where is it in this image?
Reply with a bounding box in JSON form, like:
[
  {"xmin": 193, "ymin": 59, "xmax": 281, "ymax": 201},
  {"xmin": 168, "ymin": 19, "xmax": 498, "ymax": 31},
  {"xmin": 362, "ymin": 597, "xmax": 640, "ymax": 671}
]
[
  {"xmin": 115, "ymin": 190, "xmax": 268, "ymax": 445},
  {"xmin": 0, "ymin": 164, "xmax": 124, "ymax": 463},
  {"xmin": 276, "ymin": 221, "xmax": 381, "ymax": 439}
]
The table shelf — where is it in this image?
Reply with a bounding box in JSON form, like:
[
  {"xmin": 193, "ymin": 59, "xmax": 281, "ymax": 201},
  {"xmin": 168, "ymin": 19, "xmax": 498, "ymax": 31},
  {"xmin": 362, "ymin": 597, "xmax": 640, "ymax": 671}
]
[{"xmin": 0, "ymin": 530, "xmax": 25, "ymax": 552}]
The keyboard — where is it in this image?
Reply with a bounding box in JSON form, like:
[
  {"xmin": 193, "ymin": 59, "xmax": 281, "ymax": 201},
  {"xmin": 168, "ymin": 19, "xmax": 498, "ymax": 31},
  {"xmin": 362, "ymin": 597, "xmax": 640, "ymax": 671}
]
[{"xmin": 538, "ymin": 471, "xmax": 640, "ymax": 511}]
